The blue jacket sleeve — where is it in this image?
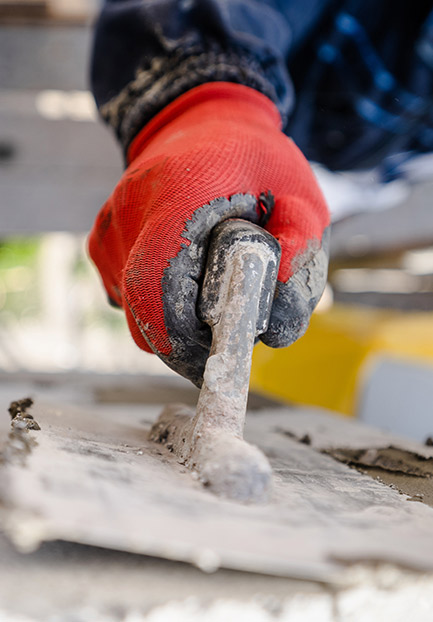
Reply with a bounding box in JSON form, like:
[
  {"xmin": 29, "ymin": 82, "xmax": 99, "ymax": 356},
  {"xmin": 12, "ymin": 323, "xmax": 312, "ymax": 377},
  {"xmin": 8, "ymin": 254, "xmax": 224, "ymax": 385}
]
[
  {"xmin": 90, "ymin": 0, "xmax": 305, "ymax": 153},
  {"xmin": 91, "ymin": 0, "xmax": 433, "ymax": 175}
]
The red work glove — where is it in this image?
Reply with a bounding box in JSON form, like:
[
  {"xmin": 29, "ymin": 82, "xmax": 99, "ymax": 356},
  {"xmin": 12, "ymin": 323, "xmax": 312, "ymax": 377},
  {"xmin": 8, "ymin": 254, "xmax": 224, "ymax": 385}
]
[{"xmin": 89, "ymin": 82, "xmax": 330, "ymax": 386}]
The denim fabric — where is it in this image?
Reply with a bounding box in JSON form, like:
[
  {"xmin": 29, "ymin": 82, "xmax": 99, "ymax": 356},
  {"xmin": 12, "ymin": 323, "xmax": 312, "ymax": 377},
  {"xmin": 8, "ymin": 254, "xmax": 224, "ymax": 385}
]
[{"xmin": 91, "ymin": 0, "xmax": 433, "ymax": 173}]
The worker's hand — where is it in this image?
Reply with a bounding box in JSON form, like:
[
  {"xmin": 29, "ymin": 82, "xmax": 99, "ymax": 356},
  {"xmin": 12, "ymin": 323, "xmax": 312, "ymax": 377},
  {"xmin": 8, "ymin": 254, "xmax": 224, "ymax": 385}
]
[{"xmin": 88, "ymin": 83, "xmax": 330, "ymax": 386}]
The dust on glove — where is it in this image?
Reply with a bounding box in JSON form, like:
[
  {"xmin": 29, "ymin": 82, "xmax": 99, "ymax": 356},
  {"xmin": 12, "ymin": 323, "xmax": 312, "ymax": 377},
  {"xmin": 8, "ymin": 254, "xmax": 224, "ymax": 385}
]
[{"xmin": 88, "ymin": 82, "xmax": 330, "ymax": 386}]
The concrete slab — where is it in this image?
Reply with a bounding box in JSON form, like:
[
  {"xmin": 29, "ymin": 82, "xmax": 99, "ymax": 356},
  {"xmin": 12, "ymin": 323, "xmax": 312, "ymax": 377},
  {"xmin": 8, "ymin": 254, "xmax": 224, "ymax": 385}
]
[
  {"xmin": 1, "ymin": 374, "xmax": 433, "ymax": 620},
  {"xmin": 2, "ymin": 382, "xmax": 433, "ymax": 581}
]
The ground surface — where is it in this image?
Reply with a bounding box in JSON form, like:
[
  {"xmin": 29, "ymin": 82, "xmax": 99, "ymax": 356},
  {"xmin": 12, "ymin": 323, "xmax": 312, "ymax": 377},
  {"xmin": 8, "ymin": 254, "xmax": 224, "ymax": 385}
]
[{"xmin": 1, "ymin": 372, "xmax": 433, "ymax": 621}]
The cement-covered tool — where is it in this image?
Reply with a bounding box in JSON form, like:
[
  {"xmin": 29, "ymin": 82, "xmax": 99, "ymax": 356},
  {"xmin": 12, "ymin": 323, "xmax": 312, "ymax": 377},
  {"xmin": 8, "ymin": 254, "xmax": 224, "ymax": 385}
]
[{"xmin": 150, "ymin": 219, "xmax": 281, "ymax": 502}]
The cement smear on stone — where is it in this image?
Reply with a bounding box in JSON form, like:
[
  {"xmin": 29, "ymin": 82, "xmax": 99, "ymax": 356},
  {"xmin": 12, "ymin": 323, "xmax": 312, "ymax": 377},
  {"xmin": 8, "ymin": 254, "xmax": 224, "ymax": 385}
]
[{"xmin": 323, "ymin": 446, "xmax": 433, "ymax": 508}]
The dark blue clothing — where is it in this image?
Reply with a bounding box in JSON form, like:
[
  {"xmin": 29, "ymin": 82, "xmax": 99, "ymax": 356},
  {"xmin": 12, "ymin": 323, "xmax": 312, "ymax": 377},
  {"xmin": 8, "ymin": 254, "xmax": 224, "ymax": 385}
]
[{"xmin": 91, "ymin": 0, "xmax": 433, "ymax": 175}]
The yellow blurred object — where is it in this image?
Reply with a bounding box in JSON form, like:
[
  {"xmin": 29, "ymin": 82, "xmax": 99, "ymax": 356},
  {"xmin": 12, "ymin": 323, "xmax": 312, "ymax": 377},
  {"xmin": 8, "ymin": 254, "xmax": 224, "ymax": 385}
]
[{"xmin": 250, "ymin": 304, "xmax": 433, "ymax": 416}]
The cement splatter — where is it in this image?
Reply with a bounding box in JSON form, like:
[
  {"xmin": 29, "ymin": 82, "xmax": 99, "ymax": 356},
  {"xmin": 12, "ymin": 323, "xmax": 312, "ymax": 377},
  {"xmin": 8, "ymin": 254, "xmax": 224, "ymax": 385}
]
[
  {"xmin": 0, "ymin": 398, "xmax": 40, "ymax": 467},
  {"xmin": 9, "ymin": 398, "xmax": 41, "ymax": 432}
]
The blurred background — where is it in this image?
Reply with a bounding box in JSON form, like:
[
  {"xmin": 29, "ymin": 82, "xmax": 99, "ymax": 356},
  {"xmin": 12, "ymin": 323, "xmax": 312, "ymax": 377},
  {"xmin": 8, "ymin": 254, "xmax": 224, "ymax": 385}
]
[
  {"xmin": 0, "ymin": 0, "xmax": 172, "ymax": 378},
  {"xmin": 1, "ymin": 0, "xmax": 433, "ymax": 440}
]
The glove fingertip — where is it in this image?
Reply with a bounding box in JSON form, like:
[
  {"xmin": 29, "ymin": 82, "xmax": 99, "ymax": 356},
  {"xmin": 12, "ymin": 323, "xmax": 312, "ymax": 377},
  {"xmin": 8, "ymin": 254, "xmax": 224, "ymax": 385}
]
[{"xmin": 260, "ymin": 299, "xmax": 311, "ymax": 348}]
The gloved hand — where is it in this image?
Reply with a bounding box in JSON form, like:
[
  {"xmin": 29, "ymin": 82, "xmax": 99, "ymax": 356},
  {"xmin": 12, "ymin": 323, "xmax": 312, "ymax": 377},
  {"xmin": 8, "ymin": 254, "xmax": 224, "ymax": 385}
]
[{"xmin": 88, "ymin": 82, "xmax": 330, "ymax": 386}]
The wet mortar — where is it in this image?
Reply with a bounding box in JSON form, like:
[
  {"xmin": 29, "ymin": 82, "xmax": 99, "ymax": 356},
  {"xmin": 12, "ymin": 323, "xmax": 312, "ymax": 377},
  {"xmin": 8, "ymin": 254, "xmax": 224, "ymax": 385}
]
[
  {"xmin": 282, "ymin": 426, "xmax": 433, "ymax": 509},
  {"xmin": 322, "ymin": 446, "xmax": 433, "ymax": 508}
]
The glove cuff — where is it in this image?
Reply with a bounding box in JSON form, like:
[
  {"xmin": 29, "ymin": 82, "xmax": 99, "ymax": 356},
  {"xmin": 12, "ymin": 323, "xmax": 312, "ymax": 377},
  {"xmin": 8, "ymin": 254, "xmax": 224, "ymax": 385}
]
[{"xmin": 127, "ymin": 82, "xmax": 282, "ymax": 163}]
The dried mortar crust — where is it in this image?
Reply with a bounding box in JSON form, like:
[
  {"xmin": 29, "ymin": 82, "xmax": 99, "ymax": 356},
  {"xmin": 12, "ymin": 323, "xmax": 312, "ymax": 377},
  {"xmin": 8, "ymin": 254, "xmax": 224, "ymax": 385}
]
[
  {"xmin": 8, "ymin": 398, "xmax": 41, "ymax": 432},
  {"xmin": 0, "ymin": 398, "xmax": 41, "ymax": 470}
]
